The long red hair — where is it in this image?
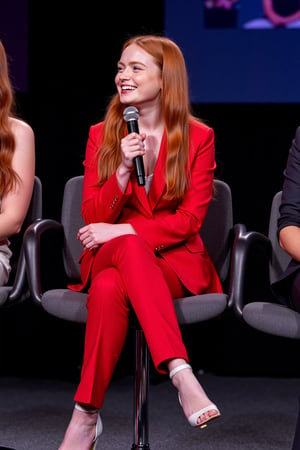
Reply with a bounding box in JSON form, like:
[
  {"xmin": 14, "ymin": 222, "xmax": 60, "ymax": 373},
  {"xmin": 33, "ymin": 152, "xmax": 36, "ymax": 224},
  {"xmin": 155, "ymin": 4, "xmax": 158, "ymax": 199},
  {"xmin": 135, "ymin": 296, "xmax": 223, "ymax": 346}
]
[
  {"xmin": 97, "ymin": 35, "xmax": 202, "ymax": 200},
  {"xmin": 0, "ymin": 40, "xmax": 19, "ymax": 196}
]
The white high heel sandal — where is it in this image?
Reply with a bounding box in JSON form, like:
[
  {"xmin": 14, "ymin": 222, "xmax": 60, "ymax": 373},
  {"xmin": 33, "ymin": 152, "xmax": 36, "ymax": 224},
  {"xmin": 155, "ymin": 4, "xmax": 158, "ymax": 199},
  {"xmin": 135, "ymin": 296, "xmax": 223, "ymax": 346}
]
[
  {"xmin": 169, "ymin": 363, "xmax": 221, "ymax": 429},
  {"xmin": 75, "ymin": 403, "xmax": 103, "ymax": 450}
]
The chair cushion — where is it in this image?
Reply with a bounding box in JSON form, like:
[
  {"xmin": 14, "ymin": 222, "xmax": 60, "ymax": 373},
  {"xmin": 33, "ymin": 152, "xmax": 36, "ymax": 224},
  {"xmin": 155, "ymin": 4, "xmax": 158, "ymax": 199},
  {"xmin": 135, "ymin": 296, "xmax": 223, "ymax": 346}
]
[
  {"xmin": 243, "ymin": 302, "xmax": 300, "ymax": 339},
  {"xmin": 42, "ymin": 289, "xmax": 87, "ymax": 323},
  {"xmin": 42, "ymin": 290, "xmax": 228, "ymax": 327},
  {"xmin": 174, "ymin": 293, "xmax": 228, "ymax": 325}
]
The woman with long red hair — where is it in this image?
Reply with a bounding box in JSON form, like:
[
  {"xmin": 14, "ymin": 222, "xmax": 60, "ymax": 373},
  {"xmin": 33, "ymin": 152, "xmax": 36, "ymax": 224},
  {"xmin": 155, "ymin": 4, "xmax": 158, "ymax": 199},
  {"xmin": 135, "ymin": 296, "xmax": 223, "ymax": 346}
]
[
  {"xmin": 0, "ymin": 40, "xmax": 35, "ymax": 285},
  {"xmin": 59, "ymin": 34, "xmax": 221, "ymax": 450}
]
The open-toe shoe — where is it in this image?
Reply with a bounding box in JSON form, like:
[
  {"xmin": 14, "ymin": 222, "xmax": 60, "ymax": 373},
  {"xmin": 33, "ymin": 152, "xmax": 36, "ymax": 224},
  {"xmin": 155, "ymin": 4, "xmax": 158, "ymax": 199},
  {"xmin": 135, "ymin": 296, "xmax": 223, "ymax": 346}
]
[{"xmin": 169, "ymin": 363, "xmax": 221, "ymax": 429}]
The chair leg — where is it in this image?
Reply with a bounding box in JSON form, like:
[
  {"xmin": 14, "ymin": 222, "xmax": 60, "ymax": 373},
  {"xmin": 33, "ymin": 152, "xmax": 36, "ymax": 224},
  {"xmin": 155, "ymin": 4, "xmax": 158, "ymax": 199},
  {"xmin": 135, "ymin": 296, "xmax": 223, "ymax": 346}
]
[
  {"xmin": 132, "ymin": 327, "xmax": 150, "ymax": 450},
  {"xmin": 292, "ymin": 396, "xmax": 300, "ymax": 450}
]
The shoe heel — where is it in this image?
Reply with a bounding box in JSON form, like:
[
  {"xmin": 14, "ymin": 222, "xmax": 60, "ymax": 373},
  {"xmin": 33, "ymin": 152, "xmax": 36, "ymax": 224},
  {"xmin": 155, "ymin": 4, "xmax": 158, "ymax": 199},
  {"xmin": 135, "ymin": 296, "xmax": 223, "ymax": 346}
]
[
  {"xmin": 75, "ymin": 404, "xmax": 102, "ymax": 449},
  {"xmin": 91, "ymin": 413, "xmax": 102, "ymax": 450}
]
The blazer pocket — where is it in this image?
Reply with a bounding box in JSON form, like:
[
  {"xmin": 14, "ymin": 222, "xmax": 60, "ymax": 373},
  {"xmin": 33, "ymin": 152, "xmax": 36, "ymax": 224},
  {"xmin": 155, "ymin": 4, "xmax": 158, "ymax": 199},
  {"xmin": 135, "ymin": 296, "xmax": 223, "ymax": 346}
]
[{"xmin": 184, "ymin": 235, "xmax": 206, "ymax": 254}]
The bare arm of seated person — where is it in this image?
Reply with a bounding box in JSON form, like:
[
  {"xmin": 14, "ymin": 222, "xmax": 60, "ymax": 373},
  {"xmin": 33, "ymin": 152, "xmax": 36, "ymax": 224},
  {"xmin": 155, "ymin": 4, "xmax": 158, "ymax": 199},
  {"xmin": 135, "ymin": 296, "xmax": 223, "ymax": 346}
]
[{"xmin": 279, "ymin": 225, "xmax": 300, "ymax": 262}]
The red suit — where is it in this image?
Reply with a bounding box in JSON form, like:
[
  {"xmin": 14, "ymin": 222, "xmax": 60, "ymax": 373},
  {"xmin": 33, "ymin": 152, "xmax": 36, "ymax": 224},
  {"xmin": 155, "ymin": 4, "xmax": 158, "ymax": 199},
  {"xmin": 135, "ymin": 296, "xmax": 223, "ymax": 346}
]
[{"xmin": 71, "ymin": 118, "xmax": 222, "ymax": 408}]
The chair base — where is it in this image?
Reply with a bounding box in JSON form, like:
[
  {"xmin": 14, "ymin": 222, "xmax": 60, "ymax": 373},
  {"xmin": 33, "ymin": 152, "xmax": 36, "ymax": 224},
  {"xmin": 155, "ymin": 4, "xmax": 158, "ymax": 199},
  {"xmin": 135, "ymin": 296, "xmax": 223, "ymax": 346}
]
[
  {"xmin": 292, "ymin": 396, "xmax": 300, "ymax": 450},
  {"xmin": 133, "ymin": 327, "xmax": 150, "ymax": 450},
  {"xmin": 131, "ymin": 445, "xmax": 150, "ymax": 450}
]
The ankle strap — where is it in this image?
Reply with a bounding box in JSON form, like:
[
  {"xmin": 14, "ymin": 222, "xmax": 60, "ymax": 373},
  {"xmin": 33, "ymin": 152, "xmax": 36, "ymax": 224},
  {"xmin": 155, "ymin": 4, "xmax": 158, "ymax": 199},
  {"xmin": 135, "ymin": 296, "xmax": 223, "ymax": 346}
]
[
  {"xmin": 75, "ymin": 403, "xmax": 98, "ymax": 414},
  {"xmin": 169, "ymin": 363, "xmax": 192, "ymax": 379}
]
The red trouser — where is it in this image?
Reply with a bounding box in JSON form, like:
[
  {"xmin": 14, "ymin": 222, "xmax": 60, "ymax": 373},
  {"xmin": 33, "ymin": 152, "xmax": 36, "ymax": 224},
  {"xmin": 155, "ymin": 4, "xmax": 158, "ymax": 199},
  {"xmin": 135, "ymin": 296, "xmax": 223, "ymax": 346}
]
[{"xmin": 74, "ymin": 234, "xmax": 189, "ymax": 408}]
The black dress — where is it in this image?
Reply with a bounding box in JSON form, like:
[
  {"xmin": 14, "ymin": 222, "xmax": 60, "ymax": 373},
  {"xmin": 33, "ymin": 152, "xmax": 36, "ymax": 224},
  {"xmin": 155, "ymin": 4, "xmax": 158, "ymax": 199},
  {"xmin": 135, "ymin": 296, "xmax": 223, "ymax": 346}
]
[{"xmin": 271, "ymin": 126, "xmax": 300, "ymax": 308}]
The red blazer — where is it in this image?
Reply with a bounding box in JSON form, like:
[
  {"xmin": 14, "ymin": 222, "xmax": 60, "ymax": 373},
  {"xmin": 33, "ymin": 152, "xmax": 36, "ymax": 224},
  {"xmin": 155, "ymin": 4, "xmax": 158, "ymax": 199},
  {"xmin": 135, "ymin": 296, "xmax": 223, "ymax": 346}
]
[{"xmin": 71, "ymin": 118, "xmax": 222, "ymax": 295}]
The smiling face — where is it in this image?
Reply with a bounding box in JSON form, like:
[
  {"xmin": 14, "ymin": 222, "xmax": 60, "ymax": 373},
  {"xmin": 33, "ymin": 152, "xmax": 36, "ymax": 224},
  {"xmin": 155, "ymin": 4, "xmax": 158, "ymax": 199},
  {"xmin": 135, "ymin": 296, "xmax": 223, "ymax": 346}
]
[{"xmin": 115, "ymin": 43, "xmax": 162, "ymax": 109}]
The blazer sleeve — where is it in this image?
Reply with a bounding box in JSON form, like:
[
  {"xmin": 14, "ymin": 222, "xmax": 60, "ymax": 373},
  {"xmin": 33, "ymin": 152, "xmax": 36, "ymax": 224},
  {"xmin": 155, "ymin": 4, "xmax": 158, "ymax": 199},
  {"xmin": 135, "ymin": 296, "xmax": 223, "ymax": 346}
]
[
  {"xmin": 278, "ymin": 126, "xmax": 300, "ymax": 232},
  {"xmin": 81, "ymin": 122, "xmax": 133, "ymax": 225}
]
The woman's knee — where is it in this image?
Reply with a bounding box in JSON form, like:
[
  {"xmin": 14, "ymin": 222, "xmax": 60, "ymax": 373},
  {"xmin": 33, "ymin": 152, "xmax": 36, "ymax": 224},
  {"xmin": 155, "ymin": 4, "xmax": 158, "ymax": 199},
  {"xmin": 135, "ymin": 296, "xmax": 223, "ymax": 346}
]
[
  {"xmin": 88, "ymin": 268, "xmax": 126, "ymax": 307},
  {"xmin": 118, "ymin": 234, "xmax": 148, "ymax": 250},
  {"xmin": 113, "ymin": 234, "xmax": 154, "ymax": 262}
]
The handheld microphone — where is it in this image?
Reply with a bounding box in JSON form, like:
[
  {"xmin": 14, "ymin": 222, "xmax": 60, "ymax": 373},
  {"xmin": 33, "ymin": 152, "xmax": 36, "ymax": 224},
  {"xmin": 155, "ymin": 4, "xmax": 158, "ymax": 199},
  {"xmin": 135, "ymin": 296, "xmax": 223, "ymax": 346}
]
[{"xmin": 123, "ymin": 106, "xmax": 145, "ymax": 186}]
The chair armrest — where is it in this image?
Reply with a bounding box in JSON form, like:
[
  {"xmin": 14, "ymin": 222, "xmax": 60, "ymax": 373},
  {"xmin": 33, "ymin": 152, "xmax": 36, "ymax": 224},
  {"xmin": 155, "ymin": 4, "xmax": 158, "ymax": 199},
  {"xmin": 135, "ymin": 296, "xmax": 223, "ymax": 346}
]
[
  {"xmin": 231, "ymin": 223, "xmax": 248, "ymax": 241},
  {"xmin": 23, "ymin": 218, "xmax": 64, "ymax": 307},
  {"xmin": 227, "ymin": 226, "xmax": 272, "ymax": 318},
  {"xmin": 4, "ymin": 247, "xmax": 27, "ymax": 306}
]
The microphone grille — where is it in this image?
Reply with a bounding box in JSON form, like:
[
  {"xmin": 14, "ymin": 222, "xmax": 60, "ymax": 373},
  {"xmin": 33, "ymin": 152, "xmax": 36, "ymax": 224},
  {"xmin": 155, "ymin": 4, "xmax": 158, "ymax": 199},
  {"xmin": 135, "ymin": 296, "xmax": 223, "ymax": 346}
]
[{"xmin": 123, "ymin": 106, "xmax": 139, "ymax": 122}]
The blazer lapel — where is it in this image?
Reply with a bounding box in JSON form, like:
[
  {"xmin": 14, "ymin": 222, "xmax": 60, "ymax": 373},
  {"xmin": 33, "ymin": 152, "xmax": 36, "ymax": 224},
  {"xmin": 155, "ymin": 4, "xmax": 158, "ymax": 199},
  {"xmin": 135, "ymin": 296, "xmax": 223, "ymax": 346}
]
[
  {"xmin": 132, "ymin": 131, "xmax": 167, "ymax": 214},
  {"xmin": 148, "ymin": 132, "xmax": 167, "ymax": 210},
  {"xmin": 133, "ymin": 178, "xmax": 152, "ymax": 216}
]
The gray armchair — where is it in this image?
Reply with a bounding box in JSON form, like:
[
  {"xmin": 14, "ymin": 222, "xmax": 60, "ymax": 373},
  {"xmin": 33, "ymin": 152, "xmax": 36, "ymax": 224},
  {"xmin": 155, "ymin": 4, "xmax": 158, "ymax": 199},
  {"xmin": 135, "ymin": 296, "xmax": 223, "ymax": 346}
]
[
  {"xmin": 0, "ymin": 176, "xmax": 42, "ymax": 450},
  {"xmin": 0, "ymin": 176, "xmax": 42, "ymax": 308},
  {"xmin": 232, "ymin": 191, "xmax": 300, "ymax": 338},
  {"xmin": 23, "ymin": 175, "xmax": 246, "ymax": 450},
  {"xmin": 230, "ymin": 190, "xmax": 300, "ymax": 450}
]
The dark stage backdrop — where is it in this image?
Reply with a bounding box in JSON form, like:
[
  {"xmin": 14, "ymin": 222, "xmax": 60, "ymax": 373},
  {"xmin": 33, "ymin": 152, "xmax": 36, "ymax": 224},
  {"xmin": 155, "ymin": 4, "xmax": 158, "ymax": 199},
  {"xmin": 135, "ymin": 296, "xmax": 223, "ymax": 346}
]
[
  {"xmin": 3, "ymin": 0, "xmax": 299, "ymax": 232},
  {"xmin": 0, "ymin": 0, "xmax": 29, "ymax": 93},
  {"xmin": 1, "ymin": 1, "xmax": 300, "ymax": 378},
  {"xmin": 22, "ymin": 1, "xmax": 298, "ymax": 235}
]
